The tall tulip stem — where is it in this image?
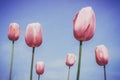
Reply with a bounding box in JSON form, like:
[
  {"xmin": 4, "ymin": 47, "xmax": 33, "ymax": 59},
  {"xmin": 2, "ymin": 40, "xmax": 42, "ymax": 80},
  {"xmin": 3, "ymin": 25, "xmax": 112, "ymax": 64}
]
[
  {"xmin": 104, "ymin": 65, "xmax": 106, "ymax": 80},
  {"xmin": 9, "ymin": 41, "xmax": 14, "ymax": 80},
  {"xmin": 30, "ymin": 47, "xmax": 35, "ymax": 80},
  {"xmin": 38, "ymin": 75, "xmax": 40, "ymax": 80},
  {"xmin": 67, "ymin": 67, "xmax": 71, "ymax": 80},
  {"xmin": 76, "ymin": 41, "xmax": 82, "ymax": 80}
]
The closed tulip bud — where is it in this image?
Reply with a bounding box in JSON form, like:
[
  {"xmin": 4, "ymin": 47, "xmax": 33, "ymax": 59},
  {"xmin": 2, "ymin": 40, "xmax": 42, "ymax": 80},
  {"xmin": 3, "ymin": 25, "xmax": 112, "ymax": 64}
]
[
  {"xmin": 25, "ymin": 23, "xmax": 42, "ymax": 47},
  {"xmin": 8, "ymin": 23, "xmax": 21, "ymax": 41},
  {"xmin": 66, "ymin": 53, "xmax": 76, "ymax": 67},
  {"xmin": 95, "ymin": 45, "xmax": 109, "ymax": 66},
  {"xmin": 8, "ymin": 23, "xmax": 21, "ymax": 80},
  {"xmin": 36, "ymin": 61, "xmax": 44, "ymax": 75},
  {"xmin": 73, "ymin": 7, "xmax": 96, "ymax": 41}
]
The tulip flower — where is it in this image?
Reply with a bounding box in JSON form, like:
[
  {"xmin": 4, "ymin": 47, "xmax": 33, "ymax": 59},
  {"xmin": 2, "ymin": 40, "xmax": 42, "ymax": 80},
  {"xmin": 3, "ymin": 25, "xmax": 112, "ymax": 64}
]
[
  {"xmin": 8, "ymin": 23, "xmax": 21, "ymax": 80},
  {"xmin": 73, "ymin": 6, "xmax": 96, "ymax": 80},
  {"xmin": 25, "ymin": 23, "xmax": 42, "ymax": 80},
  {"xmin": 8, "ymin": 23, "xmax": 21, "ymax": 41},
  {"xmin": 95, "ymin": 45, "xmax": 109, "ymax": 80},
  {"xmin": 36, "ymin": 61, "xmax": 44, "ymax": 80},
  {"xmin": 73, "ymin": 7, "xmax": 96, "ymax": 41},
  {"xmin": 66, "ymin": 53, "xmax": 76, "ymax": 80},
  {"xmin": 25, "ymin": 23, "xmax": 42, "ymax": 47}
]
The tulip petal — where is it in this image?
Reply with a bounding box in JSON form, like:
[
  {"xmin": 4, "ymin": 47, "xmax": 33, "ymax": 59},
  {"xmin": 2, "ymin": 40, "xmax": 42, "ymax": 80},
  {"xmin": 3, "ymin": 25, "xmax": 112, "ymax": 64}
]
[{"xmin": 25, "ymin": 25, "xmax": 34, "ymax": 47}]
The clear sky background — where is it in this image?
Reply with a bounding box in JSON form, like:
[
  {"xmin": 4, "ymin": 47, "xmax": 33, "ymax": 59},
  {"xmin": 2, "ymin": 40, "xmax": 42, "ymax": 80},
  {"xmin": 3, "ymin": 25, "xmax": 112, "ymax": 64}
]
[{"xmin": 0, "ymin": 0, "xmax": 120, "ymax": 80}]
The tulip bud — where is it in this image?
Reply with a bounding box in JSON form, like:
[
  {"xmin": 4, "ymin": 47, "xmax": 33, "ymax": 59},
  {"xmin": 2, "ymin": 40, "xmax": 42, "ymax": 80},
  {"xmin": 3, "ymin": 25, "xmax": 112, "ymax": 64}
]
[
  {"xmin": 73, "ymin": 7, "xmax": 96, "ymax": 41},
  {"xmin": 25, "ymin": 23, "xmax": 42, "ymax": 47},
  {"xmin": 36, "ymin": 61, "xmax": 44, "ymax": 75},
  {"xmin": 95, "ymin": 45, "xmax": 109, "ymax": 66},
  {"xmin": 8, "ymin": 23, "xmax": 21, "ymax": 41},
  {"xmin": 66, "ymin": 53, "xmax": 76, "ymax": 67}
]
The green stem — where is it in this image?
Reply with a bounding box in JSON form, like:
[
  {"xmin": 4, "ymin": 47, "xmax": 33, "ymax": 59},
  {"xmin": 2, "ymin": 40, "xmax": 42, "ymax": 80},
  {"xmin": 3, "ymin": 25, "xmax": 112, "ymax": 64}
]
[
  {"xmin": 38, "ymin": 75, "xmax": 40, "ymax": 80},
  {"xmin": 104, "ymin": 65, "xmax": 106, "ymax": 80},
  {"xmin": 30, "ymin": 47, "xmax": 35, "ymax": 80},
  {"xmin": 76, "ymin": 41, "xmax": 82, "ymax": 80},
  {"xmin": 9, "ymin": 41, "xmax": 14, "ymax": 80},
  {"xmin": 67, "ymin": 67, "xmax": 71, "ymax": 80}
]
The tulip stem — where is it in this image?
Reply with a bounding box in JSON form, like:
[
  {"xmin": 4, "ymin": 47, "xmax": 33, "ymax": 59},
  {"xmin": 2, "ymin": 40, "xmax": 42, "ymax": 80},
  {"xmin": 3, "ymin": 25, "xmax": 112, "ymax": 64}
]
[
  {"xmin": 30, "ymin": 47, "xmax": 35, "ymax": 80},
  {"xmin": 38, "ymin": 75, "xmax": 40, "ymax": 80},
  {"xmin": 9, "ymin": 41, "xmax": 14, "ymax": 80},
  {"xmin": 104, "ymin": 65, "xmax": 106, "ymax": 80},
  {"xmin": 76, "ymin": 41, "xmax": 82, "ymax": 80},
  {"xmin": 68, "ymin": 67, "xmax": 71, "ymax": 80}
]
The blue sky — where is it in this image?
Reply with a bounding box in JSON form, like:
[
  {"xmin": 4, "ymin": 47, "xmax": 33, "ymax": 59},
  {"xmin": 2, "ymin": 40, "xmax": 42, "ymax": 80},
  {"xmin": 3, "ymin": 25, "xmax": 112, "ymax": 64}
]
[{"xmin": 0, "ymin": 0, "xmax": 120, "ymax": 80}]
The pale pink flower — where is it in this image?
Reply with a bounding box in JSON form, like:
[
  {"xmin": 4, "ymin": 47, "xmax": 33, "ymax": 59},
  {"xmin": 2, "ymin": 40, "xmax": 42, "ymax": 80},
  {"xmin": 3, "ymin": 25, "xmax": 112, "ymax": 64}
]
[
  {"xmin": 36, "ymin": 61, "xmax": 44, "ymax": 75},
  {"xmin": 8, "ymin": 23, "xmax": 21, "ymax": 41},
  {"xmin": 25, "ymin": 23, "xmax": 42, "ymax": 47},
  {"xmin": 66, "ymin": 53, "xmax": 76, "ymax": 67},
  {"xmin": 73, "ymin": 7, "xmax": 96, "ymax": 41},
  {"xmin": 95, "ymin": 45, "xmax": 109, "ymax": 66}
]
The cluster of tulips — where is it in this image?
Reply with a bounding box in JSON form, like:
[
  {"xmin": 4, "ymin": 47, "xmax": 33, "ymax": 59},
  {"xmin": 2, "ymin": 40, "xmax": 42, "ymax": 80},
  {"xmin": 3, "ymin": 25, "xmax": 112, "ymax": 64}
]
[
  {"xmin": 8, "ymin": 23, "xmax": 44, "ymax": 80},
  {"xmin": 7, "ymin": 6, "xmax": 109, "ymax": 80}
]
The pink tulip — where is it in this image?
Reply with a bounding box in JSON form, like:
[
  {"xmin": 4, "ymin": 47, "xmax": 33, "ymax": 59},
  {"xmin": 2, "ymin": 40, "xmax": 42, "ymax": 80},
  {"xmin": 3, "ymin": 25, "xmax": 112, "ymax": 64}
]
[
  {"xmin": 25, "ymin": 23, "xmax": 43, "ymax": 80},
  {"xmin": 36, "ymin": 61, "xmax": 44, "ymax": 75},
  {"xmin": 66, "ymin": 53, "xmax": 76, "ymax": 67},
  {"xmin": 73, "ymin": 7, "xmax": 96, "ymax": 41},
  {"xmin": 8, "ymin": 23, "xmax": 21, "ymax": 80},
  {"xmin": 8, "ymin": 23, "xmax": 21, "ymax": 41},
  {"xmin": 95, "ymin": 45, "xmax": 109, "ymax": 80},
  {"xmin": 25, "ymin": 23, "xmax": 42, "ymax": 47},
  {"xmin": 95, "ymin": 45, "xmax": 109, "ymax": 66}
]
